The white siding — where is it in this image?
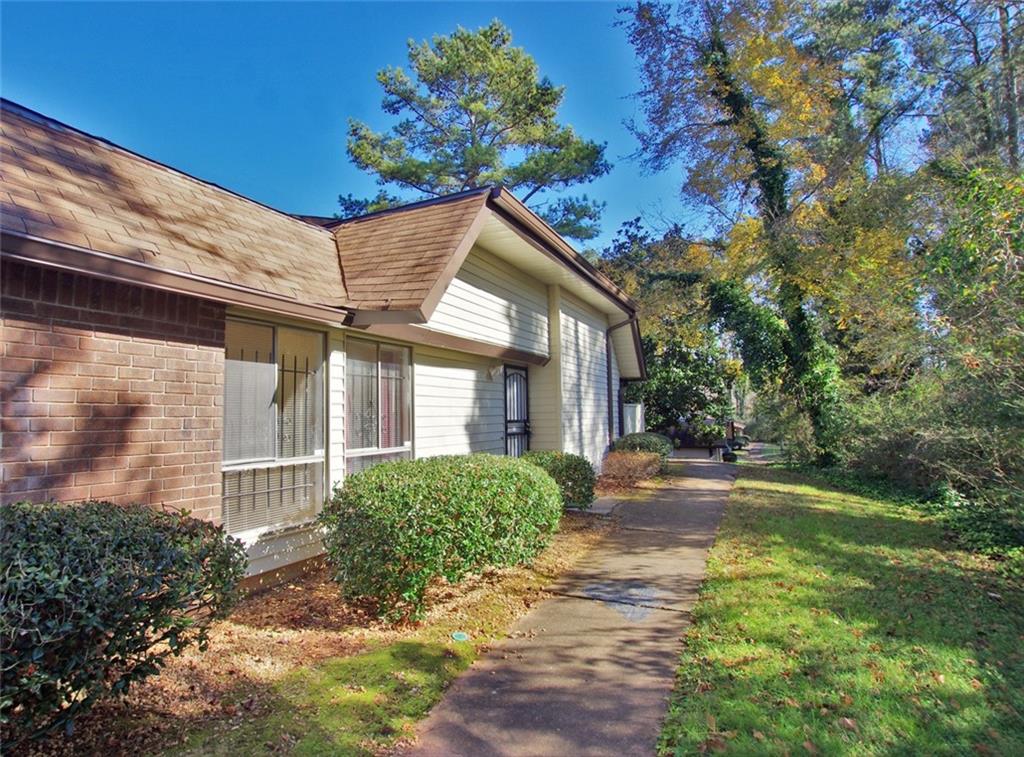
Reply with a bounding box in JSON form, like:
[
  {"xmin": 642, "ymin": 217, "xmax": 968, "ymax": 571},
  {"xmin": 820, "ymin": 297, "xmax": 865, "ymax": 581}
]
[
  {"xmin": 245, "ymin": 526, "xmax": 323, "ymax": 578},
  {"xmin": 610, "ymin": 338, "xmax": 621, "ymax": 440},
  {"xmin": 560, "ymin": 293, "xmax": 610, "ymax": 470},
  {"xmin": 414, "ymin": 345, "xmax": 505, "ymax": 457},
  {"xmin": 425, "ymin": 245, "xmax": 548, "ymax": 357},
  {"xmin": 327, "ymin": 331, "xmax": 345, "ymax": 493},
  {"xmin": 528, "ymin": 285, "xmax": 562, "ymax": 451}
]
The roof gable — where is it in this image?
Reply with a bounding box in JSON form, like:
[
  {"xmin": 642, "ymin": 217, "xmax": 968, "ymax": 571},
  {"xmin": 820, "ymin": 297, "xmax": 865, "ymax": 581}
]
[{"xmin": 332, "ymin": 189, "xmax": 491, "ymax": 317}]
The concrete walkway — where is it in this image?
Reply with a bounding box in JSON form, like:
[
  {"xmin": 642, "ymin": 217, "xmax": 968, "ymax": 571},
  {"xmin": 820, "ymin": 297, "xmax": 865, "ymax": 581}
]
[{"xmin": 406, "ymin": 459, "xmax": 737, "ymax": 757}]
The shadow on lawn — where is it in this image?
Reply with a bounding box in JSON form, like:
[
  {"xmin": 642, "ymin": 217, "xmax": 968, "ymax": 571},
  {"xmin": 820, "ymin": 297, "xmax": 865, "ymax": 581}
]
[{"xmin": 663, "ymin": 464, "xmax": 1024, "ymax": 755}]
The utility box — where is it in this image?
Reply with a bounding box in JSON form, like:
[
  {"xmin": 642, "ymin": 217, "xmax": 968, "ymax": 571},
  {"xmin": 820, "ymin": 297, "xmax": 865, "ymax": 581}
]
[{"xmin": 623, "ymin": 403, "xmax": 645, "ymax": 435}]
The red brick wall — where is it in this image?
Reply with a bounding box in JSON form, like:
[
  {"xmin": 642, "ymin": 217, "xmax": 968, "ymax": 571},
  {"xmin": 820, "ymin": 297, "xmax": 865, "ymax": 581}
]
[{"xmin": 1, "ymin": 260, "xmax": 226, "ymax": 522}]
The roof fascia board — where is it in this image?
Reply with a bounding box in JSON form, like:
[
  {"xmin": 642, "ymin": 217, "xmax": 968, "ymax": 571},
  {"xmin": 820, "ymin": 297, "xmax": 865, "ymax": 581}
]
[
  {"xmin": 1, "ymin": 231, "xmax": 353, "ymax": 327},
  {"xmin": 487, "ymin": 188, "xmax": 637, "ymax": 313},
  {"xmin": 415, "ymin": 197, "xmax": 493, "ymax": 321},
  {"xmin": 356, "ymin": 322, "xmax": 549, "ymax": 367},
  {"xmin": 349, "ymin": 307, "xmax": 426, "ymax": 326}
]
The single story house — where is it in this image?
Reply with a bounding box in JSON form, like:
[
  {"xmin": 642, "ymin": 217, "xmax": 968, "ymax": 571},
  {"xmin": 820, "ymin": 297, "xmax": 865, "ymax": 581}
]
[{"xmin": 0, "ymin": 99, "xmax": 645, "ymax": 579}]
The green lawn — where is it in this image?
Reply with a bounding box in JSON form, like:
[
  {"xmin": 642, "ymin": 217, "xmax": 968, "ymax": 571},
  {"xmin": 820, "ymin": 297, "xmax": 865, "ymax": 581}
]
[{"xmin": 660, "ymin": 464, "xmax": 1024, "ymax": 755}]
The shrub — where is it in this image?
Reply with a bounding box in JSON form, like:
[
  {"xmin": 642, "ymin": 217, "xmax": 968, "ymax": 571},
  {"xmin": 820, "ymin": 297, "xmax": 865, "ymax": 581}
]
[
  {"xmin": 610, "ymin": 432, "xmax": 673, "ymax": 465},
  {"xmin": 318, "ymin": 454, "xmax": 561, "ymax": 619},
  {"xmin": 600, "ymin": 451, "xmax": 663, "ymax": 486},
  {"xmin": 1, "ymin": 501, "xmax": 246, "ymax": 743},
  {"xmin": 522, "ymin": 450, "xmax": 596, "ymax": 509}
]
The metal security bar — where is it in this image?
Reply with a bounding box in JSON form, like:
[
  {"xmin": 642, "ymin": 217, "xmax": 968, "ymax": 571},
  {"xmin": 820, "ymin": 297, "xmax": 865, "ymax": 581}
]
[{"xmin": 222, "ymin": 459, "xmax": 324, "ymax": 534}]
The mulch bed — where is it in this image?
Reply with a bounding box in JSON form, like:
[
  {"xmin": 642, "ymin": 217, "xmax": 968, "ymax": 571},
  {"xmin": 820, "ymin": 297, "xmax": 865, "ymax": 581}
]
[{"xmin": 14, "ymin": 511, "xmax": 613, "ymax": 756}]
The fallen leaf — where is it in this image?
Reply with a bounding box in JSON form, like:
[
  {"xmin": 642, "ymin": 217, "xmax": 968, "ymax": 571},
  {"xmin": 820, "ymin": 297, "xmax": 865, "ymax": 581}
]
[
  {"xmin": 803, "ymin": 740, "xmax": 819, "ymax": 754},
  {"xmin": 753, "ymin": 730, "xmax": 766, "ymax": 741},
  {"xmin": 705, "ymin": 736, "xmax": 728, "ymax": 753},
  {"xmin": 838, "ymin": 717, "xmax": 858, "ymax": 732}
]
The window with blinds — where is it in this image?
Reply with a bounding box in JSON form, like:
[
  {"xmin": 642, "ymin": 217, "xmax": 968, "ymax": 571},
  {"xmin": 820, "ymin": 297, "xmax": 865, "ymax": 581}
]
[
  {"xmin": 222, "ymin": 319, "xmax": 325, "ymax": 535},
  {"xmin": 346, "ymin": 339, "xmax": 411, "ymax": 475}
]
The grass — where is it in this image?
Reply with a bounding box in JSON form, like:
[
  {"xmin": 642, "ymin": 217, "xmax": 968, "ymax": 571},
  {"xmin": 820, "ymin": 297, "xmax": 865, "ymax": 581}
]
[
  {"xmin": 175, "ymin": 610, "xmax": 487, "ymax": 755},
  {"xmin": 659, "ymin": 464, "xmax": 1024, "ymax": 756}
]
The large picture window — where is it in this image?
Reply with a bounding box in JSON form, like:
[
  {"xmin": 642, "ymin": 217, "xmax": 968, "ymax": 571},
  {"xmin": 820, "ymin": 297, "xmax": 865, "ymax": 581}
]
[
  {"xmin": 346, "ymin": 339, "xmax": 411, "ymax": 474},
  {"xmin": 222, "ymin": 319, "xmax": 325, "ymax": 535}
]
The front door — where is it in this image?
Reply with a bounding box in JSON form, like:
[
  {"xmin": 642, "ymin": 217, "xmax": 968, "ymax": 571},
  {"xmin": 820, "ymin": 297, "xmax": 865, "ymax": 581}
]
[{"xmin": 504, "ymin": 366, "xmax": 529, "ymax": 457}]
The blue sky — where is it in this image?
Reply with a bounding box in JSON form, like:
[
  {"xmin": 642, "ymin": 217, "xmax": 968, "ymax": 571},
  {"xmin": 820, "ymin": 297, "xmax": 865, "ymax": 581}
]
[{"xmin": 1, "ymin": 1, "xmax": 696, "ymax": 250}]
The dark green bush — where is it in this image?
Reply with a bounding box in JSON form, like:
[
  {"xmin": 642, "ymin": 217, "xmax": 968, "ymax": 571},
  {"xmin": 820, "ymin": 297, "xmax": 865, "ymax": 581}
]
[
  {"xmin": 611, "ymin": 432, "xmax": 673, "ymax": 465},
  {"xmin": 522, "ymin": 450, "xmax": 596, "ymax": 509},
  {"xmin": 318, "ymin": 454, "xmax": 562, "ymax": 619},
  {"xmin": 0, "ymin": 501, "xmax": 246, "ymax": 743}
]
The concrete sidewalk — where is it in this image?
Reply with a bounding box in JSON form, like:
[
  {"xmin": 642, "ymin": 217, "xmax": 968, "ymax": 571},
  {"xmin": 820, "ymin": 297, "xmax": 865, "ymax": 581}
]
[{"xmin": 405, "ymin": 459, "xmax": 737, "ymax": 757}]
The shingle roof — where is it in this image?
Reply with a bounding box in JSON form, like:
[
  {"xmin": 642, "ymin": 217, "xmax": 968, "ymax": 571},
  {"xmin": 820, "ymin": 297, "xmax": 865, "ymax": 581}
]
[
  {"xmin": 331, "ymin": 189, "xmax": 490, "ymax": 311},
  {"xmin": 0, "ymin": 100, "xmax": 636, "ymax": 327},
  {"xmin": 0, "ymin": 100, "xmax": 348, "ymax": 307}
]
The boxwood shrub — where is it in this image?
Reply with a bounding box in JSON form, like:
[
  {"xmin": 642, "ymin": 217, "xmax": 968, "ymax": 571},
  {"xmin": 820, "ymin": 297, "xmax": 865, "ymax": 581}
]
[
  {"xmin": 0, "ymin": 501, "xmax": 246, "ymax": 743},
  {"xmin": 318, "ymin": 454, "xmax": 562, "ymax": 619},
  {"xmin": 610, "ymin": 432, "xmax": 673, "ymax": 466},
  {"xmin": 522, "ymin": 450, "xmax": 596, "ymax": 509}
]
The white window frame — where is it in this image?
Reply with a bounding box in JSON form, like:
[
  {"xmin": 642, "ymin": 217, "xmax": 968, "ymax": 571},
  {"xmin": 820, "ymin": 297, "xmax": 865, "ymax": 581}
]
[
  {"xmin": 222, "ymin": 317, "xmax": 327, "ymax": 537},
  {"xmin": 345, "ymin": 337, "xmax": 413, "ymax": 462}
]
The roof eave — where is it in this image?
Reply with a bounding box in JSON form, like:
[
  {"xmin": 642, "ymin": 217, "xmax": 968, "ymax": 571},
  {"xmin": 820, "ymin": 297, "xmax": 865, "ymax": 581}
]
[
  {"xmin": 1, "ymin": 230, "xmax": 355, "ymax": 327},
  {"xmin": 486, "ymin": 187, "xmax": 638, "ymax": 314}
]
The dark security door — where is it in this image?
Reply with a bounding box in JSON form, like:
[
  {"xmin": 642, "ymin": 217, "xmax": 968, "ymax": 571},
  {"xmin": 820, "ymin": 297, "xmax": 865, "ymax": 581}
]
[{"xmin": 504, "ymin": 366, "xmax": 529, "ymax": 457}]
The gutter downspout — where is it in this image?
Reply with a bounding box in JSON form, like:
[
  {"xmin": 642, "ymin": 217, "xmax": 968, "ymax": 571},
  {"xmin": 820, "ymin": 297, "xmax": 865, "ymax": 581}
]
[{"xmin": 606, "ymin": 316, "xmax": 637, "ymax": 446}]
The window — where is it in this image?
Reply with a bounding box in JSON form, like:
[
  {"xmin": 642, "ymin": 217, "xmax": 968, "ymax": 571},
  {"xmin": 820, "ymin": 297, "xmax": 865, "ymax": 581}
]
[
  {"xmin": 346, "ymin": 339, "xmax": 411, "ymax": 474},
  {"xmin": 222, "ymin": 319, "xmax": 325, "ymax": 535}
]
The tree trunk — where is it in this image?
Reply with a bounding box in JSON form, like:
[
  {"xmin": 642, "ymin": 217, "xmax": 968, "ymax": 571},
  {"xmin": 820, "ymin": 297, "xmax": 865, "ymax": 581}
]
[{"xmin": 999, "ymin": 4, "xmax": 1020, "ymax": 169}]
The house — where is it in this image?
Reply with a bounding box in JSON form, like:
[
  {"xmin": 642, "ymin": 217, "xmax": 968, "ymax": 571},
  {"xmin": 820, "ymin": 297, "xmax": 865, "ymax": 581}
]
[{"xmin": 0, "ymin": 99, "xmax": 645, "ymax": 579}]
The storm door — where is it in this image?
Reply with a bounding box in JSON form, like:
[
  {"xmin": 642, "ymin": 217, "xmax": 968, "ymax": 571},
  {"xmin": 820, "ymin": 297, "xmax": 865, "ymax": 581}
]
[{"xmin": 504, "ymin": 366, "xmax": 529, "ymax": 457}]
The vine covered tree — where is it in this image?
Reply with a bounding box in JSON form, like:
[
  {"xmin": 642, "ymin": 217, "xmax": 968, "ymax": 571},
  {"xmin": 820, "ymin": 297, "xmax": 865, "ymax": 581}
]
[{"xmin": 342, "ymin": 20, "xmax": 611, "ymax": 240}]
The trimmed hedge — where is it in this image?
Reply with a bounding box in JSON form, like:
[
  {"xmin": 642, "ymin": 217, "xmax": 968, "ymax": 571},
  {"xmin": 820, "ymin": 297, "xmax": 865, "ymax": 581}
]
[
  {"xmin": 318, "ymin": 454, "xmax": 562, "ymax": 619},
  {"xmin": 522, "ymin": 450, "xmax": 596, "ymax": 509},
  {"xmin": 0, "ymin": 501, "xmax": 246, "ymax": 743},
  {"xmin": 611, "ymin": 432, "xmax": 673, "ymax": 465},
  {"xmin": 600, "ymin": 451, "xmax": 663, "ymax": 485}
]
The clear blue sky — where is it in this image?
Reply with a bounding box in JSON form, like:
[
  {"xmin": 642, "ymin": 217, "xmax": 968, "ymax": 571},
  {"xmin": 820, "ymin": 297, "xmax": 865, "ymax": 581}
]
[{"xmin": 1, "ymin": 2, "xmax": 697, "ymax": 251}]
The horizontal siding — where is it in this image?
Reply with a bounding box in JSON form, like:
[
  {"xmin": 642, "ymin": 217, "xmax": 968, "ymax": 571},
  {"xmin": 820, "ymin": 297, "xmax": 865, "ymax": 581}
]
[
  {"xmin": 561, "ymin": 293, "xmax": 609, "ymax": 470},
  {"xmin": 529, "ymin": 285, "xmax": 561, "ymax": 451},
  {"xmin": 414, "ymin": 345, "xmax": 505, "ymax": 457},
  {"xmin": 244, "ymin": 526, "xmax": 323, "ymax": 578},
  {"xmin": 425, "ymin": 245, "xmax": 548, "ymax": 356},
  {"xmin": 327, "ymin": 331, "xmax": 345, "ymax": 493}
]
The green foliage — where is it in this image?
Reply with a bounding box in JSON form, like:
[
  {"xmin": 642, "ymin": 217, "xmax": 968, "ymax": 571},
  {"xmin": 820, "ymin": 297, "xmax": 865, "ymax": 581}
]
[
  {"xmin": 704, "ymin": 280, "xmax": 788, "ymax": 387},
  {"xmin": 624, "ymin": 335, "xmax": 733, "ymax": 432},
  {"xmin": 522, "ymin": 450, "xmax": 596, "ymax": 509},
  {"xmin": 689, "ymin": 420, "xmax": 727, "ymax": 446},
  {"xmin": 344, "ymin": 20, "xmax": 610, "ymax": 240},
  {"xmin": 318, "ymin": 454, "xmax": 561, "ymax": 619},
  {"xmin": 0, "ymin": 501, "xmax": 246, "ymax": 743},
  {"xmin": 611, "ymin": 432, "xmax": 673, "ymax": 466}
]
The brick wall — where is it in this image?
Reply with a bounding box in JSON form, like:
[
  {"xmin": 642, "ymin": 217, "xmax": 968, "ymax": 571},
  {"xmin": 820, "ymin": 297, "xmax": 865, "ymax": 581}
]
[{"xmin": 1, "ymin": 260, "xmax": 226, "ymax": 522}]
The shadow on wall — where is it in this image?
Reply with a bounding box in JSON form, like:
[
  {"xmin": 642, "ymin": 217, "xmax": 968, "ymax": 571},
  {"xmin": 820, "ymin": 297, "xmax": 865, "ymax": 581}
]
[{"xmin": 1, "ymin": 260, "xmax": 224, "ymax": 507}]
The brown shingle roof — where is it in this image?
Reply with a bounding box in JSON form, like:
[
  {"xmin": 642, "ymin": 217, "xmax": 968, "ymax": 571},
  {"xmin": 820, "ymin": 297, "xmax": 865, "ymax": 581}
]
[
  {"xmin": 331, "ymin": 189, "xmax": 490, "ymax": 311},
  {"xmin": 0, "ymin": 100, "xmax": 637, "ymax": 329},
  {"xmin": 0, "ymin": 100, "xmax": 348, "ymax": 307}
]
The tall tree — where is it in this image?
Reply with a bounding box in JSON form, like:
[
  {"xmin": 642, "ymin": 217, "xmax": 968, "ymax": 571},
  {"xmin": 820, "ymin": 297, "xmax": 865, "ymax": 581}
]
[
  {"xmin": 910, "ymin": 0, "xmax": 1022, "ymax": 167},
  {"xmin": 342, "ymin": 20, "xmax": 611, "ymax": 240}
]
